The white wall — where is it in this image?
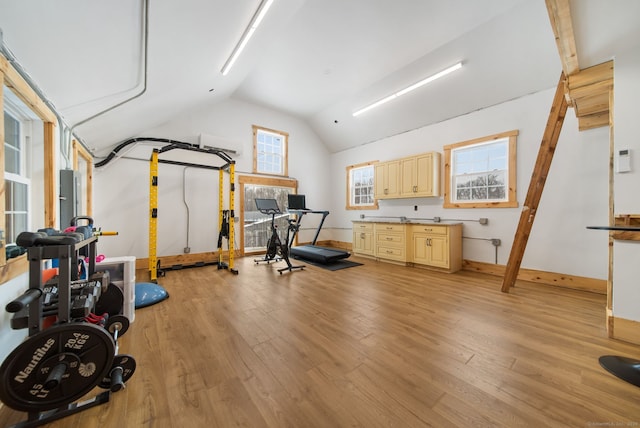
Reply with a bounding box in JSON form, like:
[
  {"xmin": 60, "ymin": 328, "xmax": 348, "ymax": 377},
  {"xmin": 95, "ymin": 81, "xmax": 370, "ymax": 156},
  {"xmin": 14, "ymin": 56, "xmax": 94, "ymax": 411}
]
[
  {"xmin": 0, "ymin": 273, "xmax": 29, "ymax": 362},
  {"xmin": 328, "ymin": 87, "xmax": 610, "ymax": 279},
  {"xmin": 94, "ymin": 98, "xmax": 332, "ymax": 259},
  {"xmin": 91, "ymin": 59, "xmax": 640, "ymax": 324},
  {"xmin": 612, "ymin": 42, "xmax": 640, "ymax": 320},
  {"xmin": 95, "ymin": 86, "xmax": 612, "ymax": 283}
]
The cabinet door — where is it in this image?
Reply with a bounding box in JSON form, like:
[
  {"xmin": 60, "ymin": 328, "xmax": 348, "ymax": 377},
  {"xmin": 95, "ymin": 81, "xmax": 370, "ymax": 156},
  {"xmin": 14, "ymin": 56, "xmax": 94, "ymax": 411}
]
[
  {"xmin": 415, "ymin": 154, "xmax": 433, "ymax": 196},
  {"xmin": 386, "ymin": 161, "xmax": 400, "ymax": 197},
  {"xmin": 374, "ymin": 161, "xmax": 400, "ymax": 199},
  {"xmin": 374, "ymin": 163, "xmax": 387, "ymax": 199},
  {"xmin": 427, "ymin": 235, "xmax": 449, "ymax": 268},
  {"xmin": 353, "ymin": 231, "xmax": 374, "ymax": 255},
  {"xmin": 400, "ymin": 157, "xmax": 417, "ymax": 197},
  {"xmin": 411, "ymin": 233, "xmax": 429, "ymax": 263},
  {"xmin": 411, "ymin": 232, "xmax": 449, "ymax": 268},
  {"xmin": 399, "ymin": 153, "xmax": 439, "ymax": 197}
]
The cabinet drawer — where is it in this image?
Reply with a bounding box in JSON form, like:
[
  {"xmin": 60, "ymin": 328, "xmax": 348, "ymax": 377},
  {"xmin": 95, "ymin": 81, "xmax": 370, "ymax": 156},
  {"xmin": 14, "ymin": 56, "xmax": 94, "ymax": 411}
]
[
  {"xmin": 410, "ymin": 225, "xmax": 448, "ymax": 235},
  {"xmin": 376, "ymin": 232, "xmax": 404, "ymax": 246},
  {"xmin": 376, "ymin": 245, "xmax": 405, "ymax": 260},
  {"xmin": 353, "ymin": 222, "xmax": 374, "ymax": 232},
  {"xmin": 376, "ymin": 224, "xmax": 405, "ymax": 233}
]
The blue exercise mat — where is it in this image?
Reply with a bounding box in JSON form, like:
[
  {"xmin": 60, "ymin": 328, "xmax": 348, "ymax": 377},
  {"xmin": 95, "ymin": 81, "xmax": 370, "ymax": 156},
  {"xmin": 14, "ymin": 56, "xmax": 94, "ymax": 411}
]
[{"xmin": 135, "ymin": 282, "xmax": 169, "ymax": 309}]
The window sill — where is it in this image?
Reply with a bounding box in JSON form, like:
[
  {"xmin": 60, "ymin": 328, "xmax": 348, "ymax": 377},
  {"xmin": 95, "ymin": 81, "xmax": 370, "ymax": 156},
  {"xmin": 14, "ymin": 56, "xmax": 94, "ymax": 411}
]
[{"xmin": 0, "ymin": 254, "xmax": 28, "ymax": 285}]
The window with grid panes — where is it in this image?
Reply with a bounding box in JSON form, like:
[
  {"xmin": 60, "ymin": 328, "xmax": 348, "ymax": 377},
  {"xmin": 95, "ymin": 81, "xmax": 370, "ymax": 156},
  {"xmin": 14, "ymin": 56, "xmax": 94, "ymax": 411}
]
[
  {"xmin": 253, "ymin": 125, "xmax": 288, "ymax": 176},
  {"xmin": 346, "ymin": 162, "xmax": 378, "ymax": 210}
]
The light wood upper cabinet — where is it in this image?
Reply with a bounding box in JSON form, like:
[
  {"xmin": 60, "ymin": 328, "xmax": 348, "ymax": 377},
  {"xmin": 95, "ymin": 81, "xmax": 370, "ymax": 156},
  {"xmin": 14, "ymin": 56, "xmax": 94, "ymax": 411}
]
[
  {"xmin": 400, "ymin": 152, "xmax": 440, "ymax": 197},
  {"xmin": 376, "ymin": 152, "xmax": 440, "ymax": 200},
  {"xmin": 374, "ymin": 160, "xmax": 400, "ymax": 199}
]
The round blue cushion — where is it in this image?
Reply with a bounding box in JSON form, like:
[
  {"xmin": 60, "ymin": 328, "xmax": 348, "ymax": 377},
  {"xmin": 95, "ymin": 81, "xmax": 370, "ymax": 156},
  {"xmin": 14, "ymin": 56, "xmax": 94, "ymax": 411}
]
[{"xmin": 135, "ymin": 282, "xmax": 169, "ymax": 309}]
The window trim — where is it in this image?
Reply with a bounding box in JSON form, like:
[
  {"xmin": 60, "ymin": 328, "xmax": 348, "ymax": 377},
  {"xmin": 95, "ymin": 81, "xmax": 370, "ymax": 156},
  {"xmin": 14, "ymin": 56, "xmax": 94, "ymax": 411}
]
[
  {"xmin": 238, "ymin": 174, "xmax": 298, "ymax": 256},
  {"xmin": 73, "ymin": 139, "xmax": 94, "ymax": 217},
  {"xmin": 346, "ymin": 161, "xmax": 379, "ymax": 210},
  {"xmin": 252, "ymin": 125, "xmax": 289, "ymax": 177},
  {"xmin": 1, "ymin": 53, "xmax": 57, "ymax": 275},
  {"xmin": 443, "ymin": 130, "xmax": 518, "ymax": 208}
]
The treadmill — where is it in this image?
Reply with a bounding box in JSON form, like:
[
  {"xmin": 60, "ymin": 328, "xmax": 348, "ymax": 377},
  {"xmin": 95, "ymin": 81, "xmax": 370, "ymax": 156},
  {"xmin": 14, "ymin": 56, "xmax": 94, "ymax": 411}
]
[{"xmin": 286, "ymin": 194, "xmax": 350, "ymax": 264}]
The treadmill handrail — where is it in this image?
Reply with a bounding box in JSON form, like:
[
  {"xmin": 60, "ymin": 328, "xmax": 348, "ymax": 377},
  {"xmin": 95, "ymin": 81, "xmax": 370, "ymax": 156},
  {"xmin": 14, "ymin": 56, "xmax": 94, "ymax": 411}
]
[{"xmin": 287, "ymin": 209, "xmax": 330, "ymax": 246}]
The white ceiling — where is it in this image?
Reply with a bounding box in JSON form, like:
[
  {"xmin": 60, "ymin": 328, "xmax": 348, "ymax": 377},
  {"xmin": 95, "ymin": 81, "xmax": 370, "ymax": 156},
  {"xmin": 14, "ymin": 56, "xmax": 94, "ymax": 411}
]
[{"xmin": 0, "ymin": 0, "xmax": 638, "ymax": 154}]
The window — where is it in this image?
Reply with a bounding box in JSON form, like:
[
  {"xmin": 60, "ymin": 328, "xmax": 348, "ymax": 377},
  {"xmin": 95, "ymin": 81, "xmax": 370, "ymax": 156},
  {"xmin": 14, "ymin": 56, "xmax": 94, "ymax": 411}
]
[
  {"xmin": 253, "ymin": 125, "xmax": 288, "ymax": 176},
  {"xmin": 238, "ymin": 175, "xmax": 297, "ymax": 255},
  {"xmin": 4, "ymin": 108, "xmax": 31, "ymax": 245},
  {"xmin": 346, "ymin": 162, "xmax": 378, "ymax": 210},
  {"xmin": 2, "ymin": 54, "xmax": 56, "ymax": 277},
  {"xmin": 443, "ymin": 130, "xmax": 518, "ymax": 208}
]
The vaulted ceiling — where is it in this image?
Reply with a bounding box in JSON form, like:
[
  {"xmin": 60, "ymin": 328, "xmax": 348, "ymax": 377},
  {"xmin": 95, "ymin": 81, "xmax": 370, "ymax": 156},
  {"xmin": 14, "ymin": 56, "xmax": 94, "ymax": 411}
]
[{"xmin": 0, "ymin": 0, "xmax": 638, "ymax": 154}]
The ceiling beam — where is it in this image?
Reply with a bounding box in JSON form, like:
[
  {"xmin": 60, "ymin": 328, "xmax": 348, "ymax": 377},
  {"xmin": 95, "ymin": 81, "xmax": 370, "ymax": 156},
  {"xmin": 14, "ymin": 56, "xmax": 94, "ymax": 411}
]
[
  {"xmin": 0, "ymin": 54, "xmax": 57, "ymax": 124},
  {"xmin": 545, "ymin": 1, "xmax": 612, "ymax": 131},
  {"xmin": 568, "ymin": 60, "xmax": 613, "ymax": 130},
  {"xmin": 545, "ymin": 0, "xmax": 579, "ymax": 76}
]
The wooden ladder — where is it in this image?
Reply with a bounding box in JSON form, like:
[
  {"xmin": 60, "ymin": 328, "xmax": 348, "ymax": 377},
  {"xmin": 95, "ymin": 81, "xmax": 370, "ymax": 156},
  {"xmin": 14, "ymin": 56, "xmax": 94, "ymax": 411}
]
[{"xmin": 501, "ymin": 72, "xmax": 569, "ymax": 292}]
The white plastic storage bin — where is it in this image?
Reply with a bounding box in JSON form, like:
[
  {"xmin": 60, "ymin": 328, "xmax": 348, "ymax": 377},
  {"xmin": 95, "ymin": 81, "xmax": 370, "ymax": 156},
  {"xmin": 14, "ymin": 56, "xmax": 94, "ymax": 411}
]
[{"xmin": 97, "ymin": 256, "xmax": 136, "ymax": 323}]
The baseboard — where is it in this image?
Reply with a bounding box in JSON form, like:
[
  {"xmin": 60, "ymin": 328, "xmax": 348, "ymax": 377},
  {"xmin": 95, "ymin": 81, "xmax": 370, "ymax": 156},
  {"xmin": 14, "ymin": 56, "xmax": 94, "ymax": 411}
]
[
  {"xmin": 462, "ymin": 260, "xmax": 606, "ymax": 294},
  {"xmin": 134, "ymin": 243, "xmax": 606, "ymax": 295},
  {"xmin": 609, "ymin": 315, "xmax": 640, "ymax": 345},
  {"xmin": 135, "ymin": 251, "xmax": 238, "ymax": 271}
]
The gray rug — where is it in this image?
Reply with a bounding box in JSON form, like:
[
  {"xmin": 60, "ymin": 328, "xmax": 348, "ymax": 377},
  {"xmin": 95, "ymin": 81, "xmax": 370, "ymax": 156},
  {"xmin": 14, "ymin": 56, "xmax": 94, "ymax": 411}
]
[{"xmin": 297, "ymin": 259, "xmax": 363, "ymax": 271}]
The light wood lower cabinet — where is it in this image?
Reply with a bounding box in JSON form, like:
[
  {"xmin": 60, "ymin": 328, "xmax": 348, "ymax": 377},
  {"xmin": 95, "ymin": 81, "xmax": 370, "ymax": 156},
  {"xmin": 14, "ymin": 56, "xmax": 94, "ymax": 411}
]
[
  {"xmin": 374, "ymin": 223, "xmax": 406, "ymax": 263},
  {"xmin": 352, "ymin": 222, "xmax": 375, "ymax": 256},
  {"xmin": 352, "ymin": 221, "xmax": 462, "ymax": 273},
  {"xmin": 409, "ymin": 224, "xmax": 462, "ymax": 272}
]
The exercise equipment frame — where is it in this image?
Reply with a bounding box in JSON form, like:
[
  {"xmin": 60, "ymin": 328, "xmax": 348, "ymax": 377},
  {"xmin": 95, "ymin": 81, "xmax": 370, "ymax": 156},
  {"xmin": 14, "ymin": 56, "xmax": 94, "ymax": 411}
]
[{"xmin": 148, "ymin": 143, "xmax": 237, "ymax": 282}]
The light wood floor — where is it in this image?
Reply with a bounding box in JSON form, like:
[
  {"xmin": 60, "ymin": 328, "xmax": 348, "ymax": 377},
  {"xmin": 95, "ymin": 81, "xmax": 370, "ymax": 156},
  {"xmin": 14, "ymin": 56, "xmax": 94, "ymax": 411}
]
[{"xmin": 2, "ymin": 255, "xmax": 640, "ymax": 427}]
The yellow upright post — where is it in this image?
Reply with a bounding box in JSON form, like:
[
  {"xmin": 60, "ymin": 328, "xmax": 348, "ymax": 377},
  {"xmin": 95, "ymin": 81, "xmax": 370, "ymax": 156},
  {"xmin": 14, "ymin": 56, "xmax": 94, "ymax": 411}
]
[
  {"xmin": 218, "ymin": 169, "xmax": 224, "ymax": 265},
  {"xmin": 229, "ymin": 162, "xmax": 236, "ymax": 273},
  {"xmin": 149, "ymin": 149, "xmax": 159, "ymax": 282}
]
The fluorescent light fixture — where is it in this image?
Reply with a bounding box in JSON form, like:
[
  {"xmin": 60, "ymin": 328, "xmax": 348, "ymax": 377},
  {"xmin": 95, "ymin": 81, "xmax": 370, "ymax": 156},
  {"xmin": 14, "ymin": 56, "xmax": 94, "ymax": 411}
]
[
  {"xmin": 353, "ymin": 62, "xmax": 463, "ymax": 117},
  {"xmin": 221, "ymin": 0, "xmax": 275, "ymax": 76}
]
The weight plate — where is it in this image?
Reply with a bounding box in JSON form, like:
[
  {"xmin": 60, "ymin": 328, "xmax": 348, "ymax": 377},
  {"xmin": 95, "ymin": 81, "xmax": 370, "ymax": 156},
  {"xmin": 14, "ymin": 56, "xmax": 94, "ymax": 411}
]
[
  {"xmin": 95, "ymin": 282, "xmax": 124, "ymax": 317},
  {"xmin": 98, "ymin": 354, "xmax": 136, "ymax": 390},
  {"xmin": 106, "ymin": 315, "xmax": 130, "ymax": 337},
  {"xmin": 0, "ymin": 323, "xmax": 115, "ymax": 411}
]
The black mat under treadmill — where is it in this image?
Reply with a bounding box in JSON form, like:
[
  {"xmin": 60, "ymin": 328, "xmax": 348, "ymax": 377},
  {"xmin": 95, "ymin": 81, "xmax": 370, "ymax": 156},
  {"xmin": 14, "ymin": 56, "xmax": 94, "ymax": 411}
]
[{"xmin": 290, "ymin": 245, "xmax": 350, "ymax": 264}]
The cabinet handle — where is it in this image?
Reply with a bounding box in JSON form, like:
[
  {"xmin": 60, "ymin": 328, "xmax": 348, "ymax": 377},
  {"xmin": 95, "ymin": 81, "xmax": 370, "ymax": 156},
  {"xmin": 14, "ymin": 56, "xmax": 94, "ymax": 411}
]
[
  {"xmin": 413, "ymin": 185, "xmax": 417, "ymax": 193},
  {"xmin": 360, "ymin": 233, "xmax": 365, "ymax": 239},
  {"xmin": 386, "ymin": 237, "xmax": 393, "ymax": 241}
]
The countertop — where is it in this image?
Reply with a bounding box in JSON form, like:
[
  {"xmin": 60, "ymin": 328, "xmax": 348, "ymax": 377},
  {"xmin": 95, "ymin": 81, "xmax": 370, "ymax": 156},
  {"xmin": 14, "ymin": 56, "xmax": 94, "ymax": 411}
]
[{"xmin": 352, "ymin": 219, "xmax": 463, "ymax": 225}]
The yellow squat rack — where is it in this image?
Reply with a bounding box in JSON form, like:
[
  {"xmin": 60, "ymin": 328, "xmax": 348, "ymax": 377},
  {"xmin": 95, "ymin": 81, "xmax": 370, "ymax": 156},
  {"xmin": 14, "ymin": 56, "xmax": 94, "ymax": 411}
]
[{"xmin": 148, "ymin": 142, "xmax": 237, "ymax": 282}]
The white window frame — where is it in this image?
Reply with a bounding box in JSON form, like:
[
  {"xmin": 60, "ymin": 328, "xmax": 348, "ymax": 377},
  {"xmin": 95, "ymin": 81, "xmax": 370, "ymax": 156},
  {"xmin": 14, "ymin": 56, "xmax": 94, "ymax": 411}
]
[
  {"xmin": 444, "ymin": 130, "xmax": 518, "ymax": 208},
  {"xmin": 346, "ymin": 162, "xmax": 378, "ymax": 210},
  {"xmin": 4, "ymin": 103, "xmax": 32, "ymax": 245},
  {"xmin": 253, "ymin": 125, "xmax": 288, "ymax": 176}
]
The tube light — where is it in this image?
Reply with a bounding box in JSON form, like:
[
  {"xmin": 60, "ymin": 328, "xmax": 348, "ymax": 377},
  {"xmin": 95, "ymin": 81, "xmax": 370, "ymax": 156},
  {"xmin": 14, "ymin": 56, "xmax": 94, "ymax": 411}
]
[
  {"xmin": 353, "ymin": 62, "xmax": 463, "ymax": 117},
  {"xmin": 221, "ymin": 0, "xmax": 275, "ymax": 76}
]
